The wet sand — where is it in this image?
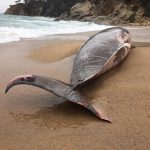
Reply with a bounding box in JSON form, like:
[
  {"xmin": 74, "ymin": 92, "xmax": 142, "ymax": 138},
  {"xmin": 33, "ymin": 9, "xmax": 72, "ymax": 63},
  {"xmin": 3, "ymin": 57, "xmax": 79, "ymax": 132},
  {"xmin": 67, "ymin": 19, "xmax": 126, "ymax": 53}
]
[
  {"xmin": 0, "ymin": 28, "xmax": 150, "ymax": 150},
  {"xmin": 29, "ymin": 40, "xmax": 83, "ymax": 63}
]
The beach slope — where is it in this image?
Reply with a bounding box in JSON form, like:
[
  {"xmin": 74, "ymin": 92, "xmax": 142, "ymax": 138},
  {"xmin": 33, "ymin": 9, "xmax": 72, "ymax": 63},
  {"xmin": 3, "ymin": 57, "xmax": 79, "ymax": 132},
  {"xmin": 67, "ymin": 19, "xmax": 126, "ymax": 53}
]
[{"xmin": 0, "ymin": 28, "xmax": 150, "ymax": 150}]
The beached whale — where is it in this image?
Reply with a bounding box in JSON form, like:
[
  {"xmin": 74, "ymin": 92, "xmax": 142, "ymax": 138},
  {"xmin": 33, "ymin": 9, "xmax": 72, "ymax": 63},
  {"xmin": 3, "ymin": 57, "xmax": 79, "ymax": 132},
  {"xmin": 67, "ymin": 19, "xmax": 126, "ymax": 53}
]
[{"xmin": 5, "ymin": 27, "xmax": 131, "ymax": 122}]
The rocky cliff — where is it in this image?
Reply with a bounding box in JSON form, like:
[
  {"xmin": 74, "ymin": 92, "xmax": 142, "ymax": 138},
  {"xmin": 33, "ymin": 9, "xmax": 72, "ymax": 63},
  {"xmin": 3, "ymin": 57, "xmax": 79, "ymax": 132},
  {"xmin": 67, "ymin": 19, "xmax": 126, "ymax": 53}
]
[{"xmin": 5, "ymin": 0, "xmax": 150, "ymax": 25}]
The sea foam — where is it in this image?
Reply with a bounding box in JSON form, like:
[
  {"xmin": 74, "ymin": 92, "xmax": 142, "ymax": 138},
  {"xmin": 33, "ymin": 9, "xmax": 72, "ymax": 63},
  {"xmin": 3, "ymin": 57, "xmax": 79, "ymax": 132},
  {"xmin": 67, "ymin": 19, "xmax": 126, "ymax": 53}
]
[{"xmin": 0, "ymin": 14, "xmax": 110, "ymax": 43}]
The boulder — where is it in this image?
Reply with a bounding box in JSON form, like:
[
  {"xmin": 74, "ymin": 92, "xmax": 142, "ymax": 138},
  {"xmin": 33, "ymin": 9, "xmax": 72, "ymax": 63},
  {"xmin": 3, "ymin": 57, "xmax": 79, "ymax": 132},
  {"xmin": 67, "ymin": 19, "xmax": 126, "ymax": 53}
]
[{"xmin": 69, "ymin": 2, "xmax": 92, "ymax": 20}]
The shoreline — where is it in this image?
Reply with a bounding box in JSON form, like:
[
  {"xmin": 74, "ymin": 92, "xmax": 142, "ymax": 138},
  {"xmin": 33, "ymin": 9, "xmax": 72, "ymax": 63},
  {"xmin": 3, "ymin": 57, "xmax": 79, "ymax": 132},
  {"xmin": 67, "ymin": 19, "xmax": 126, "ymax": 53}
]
[
  {"xmin": 0, "ymin": 27, "xmax": 150, "ymax": 149},
  {"xmin": 1, "ymin": 25, "xmax": 150, "ymax": 46}
]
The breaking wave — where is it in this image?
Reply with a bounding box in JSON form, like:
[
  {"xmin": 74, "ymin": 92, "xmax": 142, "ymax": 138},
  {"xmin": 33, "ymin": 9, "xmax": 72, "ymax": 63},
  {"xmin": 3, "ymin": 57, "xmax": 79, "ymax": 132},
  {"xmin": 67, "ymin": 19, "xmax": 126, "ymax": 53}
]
[{"xmin": 0, "ymin": 14, "xmax": 110, "ymax": 43}]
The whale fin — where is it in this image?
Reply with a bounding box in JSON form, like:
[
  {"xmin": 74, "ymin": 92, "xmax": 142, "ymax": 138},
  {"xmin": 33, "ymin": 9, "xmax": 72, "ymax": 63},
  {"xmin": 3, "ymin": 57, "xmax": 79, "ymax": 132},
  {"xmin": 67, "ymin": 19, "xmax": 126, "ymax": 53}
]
[{"xmin": 5, "ymin": 74, "xmax": 111, "ymax": 122}]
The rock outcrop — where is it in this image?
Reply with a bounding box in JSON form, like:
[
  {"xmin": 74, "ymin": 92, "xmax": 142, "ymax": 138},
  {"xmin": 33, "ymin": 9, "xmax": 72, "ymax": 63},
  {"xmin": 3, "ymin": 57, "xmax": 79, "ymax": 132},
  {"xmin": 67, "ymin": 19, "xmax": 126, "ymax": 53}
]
[
  {"xmin": 5, "ymin": 0, "xmax": 150, "ymax": 25},
  {"xmin": 5, "ymin": 1, "xmax": 46, "ymax": 16},
  {"xmin": 5, "ymin": 3, "xmax": 26, "ymax": 16}
]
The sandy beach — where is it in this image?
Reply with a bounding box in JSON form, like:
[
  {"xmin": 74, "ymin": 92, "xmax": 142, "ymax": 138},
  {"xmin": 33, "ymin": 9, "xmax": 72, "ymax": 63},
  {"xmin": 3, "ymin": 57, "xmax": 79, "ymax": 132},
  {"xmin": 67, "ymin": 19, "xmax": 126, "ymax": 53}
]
[{"xmin": 0, "ymin": 28, "xmax": 150, "ymax": 150}]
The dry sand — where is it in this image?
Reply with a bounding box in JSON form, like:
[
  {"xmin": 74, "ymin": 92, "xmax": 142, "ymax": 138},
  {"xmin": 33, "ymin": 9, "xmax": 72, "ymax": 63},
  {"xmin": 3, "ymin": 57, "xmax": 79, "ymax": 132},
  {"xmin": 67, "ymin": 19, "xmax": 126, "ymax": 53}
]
[{"xmin": 0, "ymin": 29, "xmax": 150, "ymax": 150}]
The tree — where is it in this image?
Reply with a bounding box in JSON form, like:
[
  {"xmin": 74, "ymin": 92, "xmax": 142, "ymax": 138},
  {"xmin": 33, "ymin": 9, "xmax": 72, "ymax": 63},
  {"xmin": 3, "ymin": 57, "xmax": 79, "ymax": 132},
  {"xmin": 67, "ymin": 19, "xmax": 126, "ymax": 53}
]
[{"xmin": 15, "ymin": 0, "xmax": 21, "ymax": 3}]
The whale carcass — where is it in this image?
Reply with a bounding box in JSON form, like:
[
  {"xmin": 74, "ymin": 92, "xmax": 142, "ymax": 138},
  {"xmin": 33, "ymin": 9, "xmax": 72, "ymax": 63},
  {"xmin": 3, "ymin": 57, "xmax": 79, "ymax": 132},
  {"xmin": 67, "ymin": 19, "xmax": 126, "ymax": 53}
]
[{"xmin": 5, "ymin": 27, "xmax": 131, "ymax": 122}]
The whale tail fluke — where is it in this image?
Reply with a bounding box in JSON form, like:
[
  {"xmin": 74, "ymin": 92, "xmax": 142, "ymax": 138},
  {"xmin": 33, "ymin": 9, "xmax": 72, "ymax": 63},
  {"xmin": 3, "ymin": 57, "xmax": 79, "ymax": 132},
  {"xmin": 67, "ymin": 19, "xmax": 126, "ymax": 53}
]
[{"xmin": 5, "ymin": 74, "xmax": 111, "ymax": 122}]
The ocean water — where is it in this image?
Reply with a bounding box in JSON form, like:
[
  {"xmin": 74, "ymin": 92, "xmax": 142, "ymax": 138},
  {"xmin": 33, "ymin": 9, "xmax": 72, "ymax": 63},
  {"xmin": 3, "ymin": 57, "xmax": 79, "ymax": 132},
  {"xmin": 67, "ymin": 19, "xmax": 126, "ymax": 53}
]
[{"xmin": 0, "ymin": 14, "xmax": 110, "ymax": 43}]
